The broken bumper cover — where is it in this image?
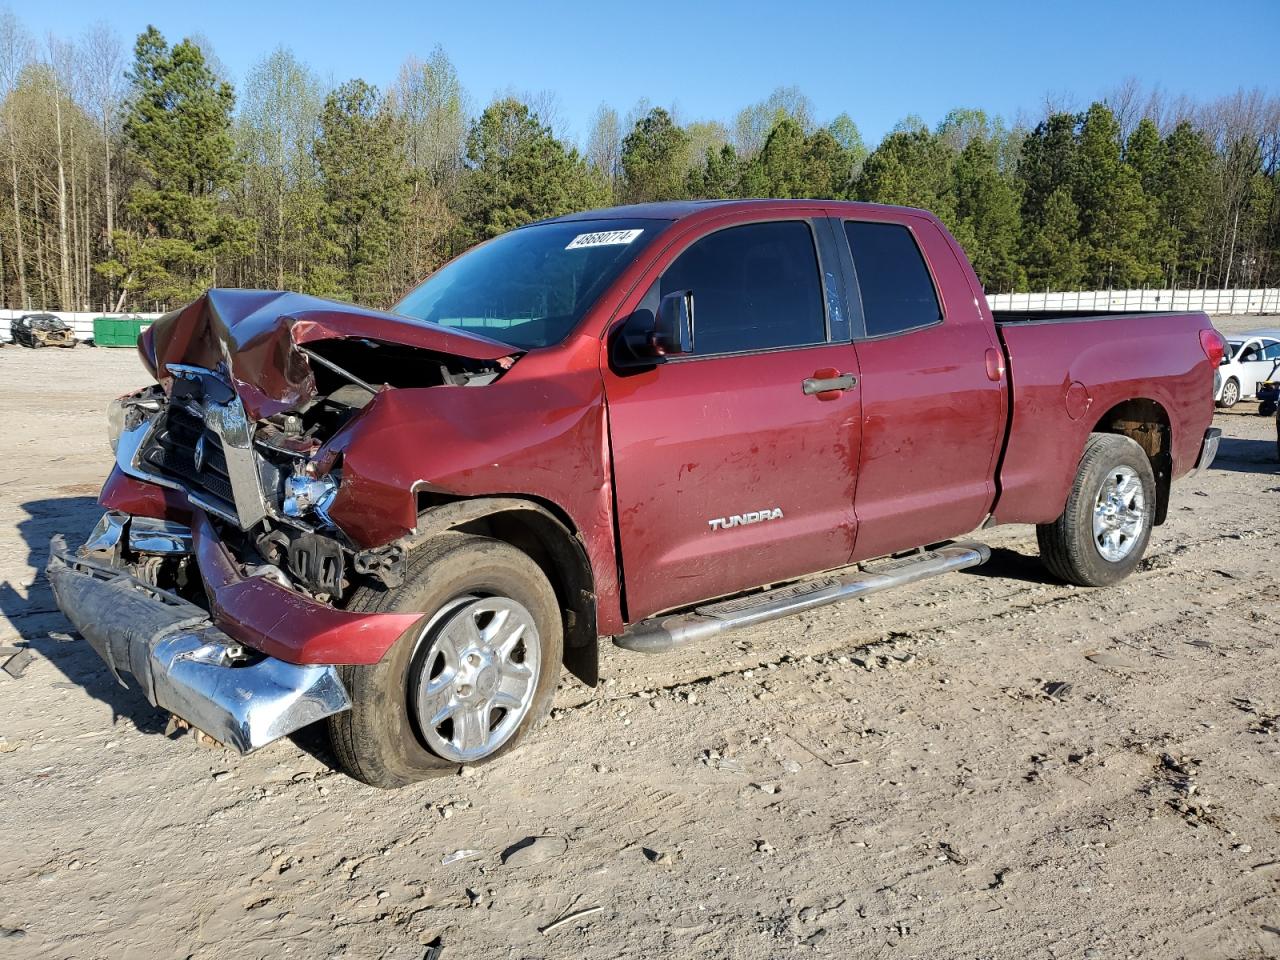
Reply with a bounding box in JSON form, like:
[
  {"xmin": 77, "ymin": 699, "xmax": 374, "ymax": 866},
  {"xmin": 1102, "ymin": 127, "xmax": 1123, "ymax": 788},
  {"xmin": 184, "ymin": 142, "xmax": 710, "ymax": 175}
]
[
  {"xmin": 1189, "ymin": 427, "xmax": 1222, "ymax": 477},
  {"xmin": 46, "ymin": 538, "xmax": 351, "ymax": 753}
]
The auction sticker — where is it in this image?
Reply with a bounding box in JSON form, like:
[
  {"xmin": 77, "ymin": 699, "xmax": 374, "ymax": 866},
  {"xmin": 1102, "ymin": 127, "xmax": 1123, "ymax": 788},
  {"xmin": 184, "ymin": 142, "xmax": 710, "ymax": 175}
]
[{"xmin": 566, "ymin": 229, "xmax": 644, "ymax": 249}]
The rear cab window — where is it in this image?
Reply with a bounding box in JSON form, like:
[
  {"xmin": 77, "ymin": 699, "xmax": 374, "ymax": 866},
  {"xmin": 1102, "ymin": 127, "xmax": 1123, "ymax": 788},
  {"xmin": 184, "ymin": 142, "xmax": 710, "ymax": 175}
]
[
  {"xmin": 659, "ymin": 220, "xmax": 827, "ymax": 356},
  {"xmin": 843, "ymin": 221, "xmax": 943, "ymax": 338}
]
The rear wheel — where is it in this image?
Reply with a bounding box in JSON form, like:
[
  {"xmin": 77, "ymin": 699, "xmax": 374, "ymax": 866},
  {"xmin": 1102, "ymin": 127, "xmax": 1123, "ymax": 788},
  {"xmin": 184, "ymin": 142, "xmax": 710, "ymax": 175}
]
[
  {"xmin": 328, "ymin": 533, "xmax": 563, "ymax": 788},
  {"xmin": 1037, "ymin": 433, "xmax": 1156, "ymax": 587},
  {"xmin": 1218, "ymin": 377, "xmax": 1239, "ymax": 408}
]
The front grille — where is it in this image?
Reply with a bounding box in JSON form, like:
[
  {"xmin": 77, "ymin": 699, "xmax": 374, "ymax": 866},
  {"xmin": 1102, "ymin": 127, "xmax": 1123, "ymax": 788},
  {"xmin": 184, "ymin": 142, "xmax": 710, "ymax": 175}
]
[{"xmin": 141, "ymin": 405, "xmax": 237, "ymax": 511}]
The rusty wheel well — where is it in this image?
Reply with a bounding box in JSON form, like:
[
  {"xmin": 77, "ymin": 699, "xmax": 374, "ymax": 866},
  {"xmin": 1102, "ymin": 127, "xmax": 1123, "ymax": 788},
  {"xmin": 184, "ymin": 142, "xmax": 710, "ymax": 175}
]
[
  {"xmin": 1090, "ymin": 398, "xmax": 1173, "ymax": 525},
  {"xmin": 411, "ymin": 495, "xmax": 598, "ymax": 687}
]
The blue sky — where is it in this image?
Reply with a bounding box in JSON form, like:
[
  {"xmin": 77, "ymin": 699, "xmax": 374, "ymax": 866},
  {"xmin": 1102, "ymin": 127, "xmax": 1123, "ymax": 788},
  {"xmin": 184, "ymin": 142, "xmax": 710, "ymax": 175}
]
[{"xmin": 16, "ymin": 0, "xmax": 1279, "ymax": 145}]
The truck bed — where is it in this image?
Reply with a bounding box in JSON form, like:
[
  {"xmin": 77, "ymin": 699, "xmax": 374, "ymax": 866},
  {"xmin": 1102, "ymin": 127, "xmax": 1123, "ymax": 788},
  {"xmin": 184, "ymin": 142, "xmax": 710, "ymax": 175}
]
[
  {"xmin": 992, "ymin": 309, "xmax": 1179, "ymax": 324},
  {"xmin": 991, "ymin": 309, "xmax": 1216, "ymax": 526}
]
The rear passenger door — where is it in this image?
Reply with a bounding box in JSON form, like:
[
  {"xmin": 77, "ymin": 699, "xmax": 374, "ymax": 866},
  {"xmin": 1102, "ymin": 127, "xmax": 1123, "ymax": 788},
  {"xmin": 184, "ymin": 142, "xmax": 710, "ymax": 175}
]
[
  {"xmin": 602, "ymin": 213, "xmax": 862, "ymax": 621},
  {"xmin": 839, "ymin": 214, "xmax": 1006, "ymax": 560}
]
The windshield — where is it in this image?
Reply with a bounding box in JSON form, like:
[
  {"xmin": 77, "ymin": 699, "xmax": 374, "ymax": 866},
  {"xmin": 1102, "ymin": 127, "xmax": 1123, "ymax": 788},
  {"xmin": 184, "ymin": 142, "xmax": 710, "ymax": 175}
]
[
  {"xmin": 394, "ymin": 218, "xmax": 669, "ymax": 349},
  {"xmin": 1224, "ymin": 340, "xmax": 1243, "ymax": 363}
]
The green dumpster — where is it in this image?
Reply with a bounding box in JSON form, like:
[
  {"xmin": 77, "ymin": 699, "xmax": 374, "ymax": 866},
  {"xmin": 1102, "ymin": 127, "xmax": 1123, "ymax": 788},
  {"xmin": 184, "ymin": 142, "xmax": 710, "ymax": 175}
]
[{"xmin": 92, "ymin": 316, "xmax": 152, "ymax": 348}]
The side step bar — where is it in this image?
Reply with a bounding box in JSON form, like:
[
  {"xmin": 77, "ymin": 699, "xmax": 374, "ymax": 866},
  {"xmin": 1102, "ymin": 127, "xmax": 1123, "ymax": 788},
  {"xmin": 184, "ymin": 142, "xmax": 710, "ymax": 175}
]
[{"xmin": 614, "ymin": 542, "xmax": 990, "ymax": 653}]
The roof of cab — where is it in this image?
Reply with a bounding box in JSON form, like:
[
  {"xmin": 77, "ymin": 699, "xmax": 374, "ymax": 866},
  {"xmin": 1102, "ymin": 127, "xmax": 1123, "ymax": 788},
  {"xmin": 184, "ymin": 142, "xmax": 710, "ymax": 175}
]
[{"xmin": 536, "ymin": 198, "xmax": 938, "ymax": 225}]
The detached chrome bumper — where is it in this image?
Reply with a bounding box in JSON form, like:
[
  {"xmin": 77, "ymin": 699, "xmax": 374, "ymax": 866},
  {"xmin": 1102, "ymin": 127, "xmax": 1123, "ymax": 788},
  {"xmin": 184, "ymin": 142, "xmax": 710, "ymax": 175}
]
[
  {"xmin": 1189, "ymin": 427, "xmax": 1222, "ymax": 478},
  {"xmin": 46, "ymin": 535, "xmax": 350, "ymax": 754}
]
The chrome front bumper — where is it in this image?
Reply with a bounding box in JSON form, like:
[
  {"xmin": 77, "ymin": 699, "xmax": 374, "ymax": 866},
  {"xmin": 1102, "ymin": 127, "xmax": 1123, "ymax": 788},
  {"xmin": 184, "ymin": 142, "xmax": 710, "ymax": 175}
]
[{"xmin": 47, "ymin": 533, "xmax": 350, "ymax": 754}]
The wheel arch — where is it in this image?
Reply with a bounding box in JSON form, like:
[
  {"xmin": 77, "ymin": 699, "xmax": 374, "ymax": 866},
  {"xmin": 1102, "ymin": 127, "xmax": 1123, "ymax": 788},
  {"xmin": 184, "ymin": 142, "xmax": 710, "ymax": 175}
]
[
  {"xmin": 1089, "ymin": 398, "xmax": 1173, "ymax": 525},
  {"xmin": 409, "ymin": 495, "xmax": 598, "ymax": 687}
]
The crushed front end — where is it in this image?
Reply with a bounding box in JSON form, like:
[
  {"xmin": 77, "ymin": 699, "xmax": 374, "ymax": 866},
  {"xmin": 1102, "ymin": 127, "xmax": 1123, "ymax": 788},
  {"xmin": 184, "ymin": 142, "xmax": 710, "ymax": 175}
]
[{"xmin": 48, "ymin": 290, "xmax": 517, "ymax": 752}]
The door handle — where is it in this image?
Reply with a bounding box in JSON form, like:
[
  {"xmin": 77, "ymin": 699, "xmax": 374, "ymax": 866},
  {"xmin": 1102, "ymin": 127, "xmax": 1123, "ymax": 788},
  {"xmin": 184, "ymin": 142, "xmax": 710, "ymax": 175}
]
[
  {"xmin": 984, "ymin": 347, "xmax": 1005, "ymax": 382},
  {"xmin": 802, "ymin": 371, "xmax": 857, "ymax": 399}
]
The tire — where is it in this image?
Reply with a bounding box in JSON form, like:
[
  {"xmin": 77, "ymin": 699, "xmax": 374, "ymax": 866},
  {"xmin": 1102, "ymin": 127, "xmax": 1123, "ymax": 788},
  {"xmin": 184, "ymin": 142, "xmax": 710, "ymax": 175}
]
[
  {"xmin": 1258, "ymin": 400, "xmax": 1276, "ymax": 417},
  {"xmin": 1217, "ymin": 377, "xmax": 1239, "ymax": 408},
  {"xmin": 328, "ymin": 533, "xmax": 563, "ymax": 788},
  {"xmin": 1036, "ymin": 433, "xmax": 1156, "ymax": 587}
]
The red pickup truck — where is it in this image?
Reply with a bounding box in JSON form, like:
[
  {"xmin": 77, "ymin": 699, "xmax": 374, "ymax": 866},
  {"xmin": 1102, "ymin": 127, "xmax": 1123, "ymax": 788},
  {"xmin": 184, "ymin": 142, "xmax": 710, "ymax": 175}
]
[{"xmin": 49, "ymin": 200, "xmax": 1224, "ymax": 788}]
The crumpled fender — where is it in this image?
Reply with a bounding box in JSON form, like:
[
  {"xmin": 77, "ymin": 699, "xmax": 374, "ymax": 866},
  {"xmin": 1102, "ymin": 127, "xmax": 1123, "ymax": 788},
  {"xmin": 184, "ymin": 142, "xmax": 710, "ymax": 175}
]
[{"xmin": 317, "ymin": 352, "xmax": 626, "ymax": 634}]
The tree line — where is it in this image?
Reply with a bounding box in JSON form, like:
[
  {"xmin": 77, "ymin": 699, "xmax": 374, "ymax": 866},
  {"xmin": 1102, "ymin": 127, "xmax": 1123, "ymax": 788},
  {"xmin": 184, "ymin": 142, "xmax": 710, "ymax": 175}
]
[{"xmin": 1, "ymin": 12, "xmax": 1277, "ymax": 313}]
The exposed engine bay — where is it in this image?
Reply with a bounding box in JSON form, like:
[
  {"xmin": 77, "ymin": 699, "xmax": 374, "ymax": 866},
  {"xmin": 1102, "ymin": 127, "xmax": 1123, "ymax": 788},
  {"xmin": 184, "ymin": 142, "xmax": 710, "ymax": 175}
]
[{"xmin": 110, "ymin": 328, "xmax": 514, "ymax": 608}]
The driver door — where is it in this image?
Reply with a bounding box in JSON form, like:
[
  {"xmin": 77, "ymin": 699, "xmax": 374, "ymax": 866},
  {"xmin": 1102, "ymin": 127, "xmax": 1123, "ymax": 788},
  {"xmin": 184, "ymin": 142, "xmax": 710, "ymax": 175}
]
[{"xmin": 601, "ymin": 214, "xmax": 861, "ymax": 622}]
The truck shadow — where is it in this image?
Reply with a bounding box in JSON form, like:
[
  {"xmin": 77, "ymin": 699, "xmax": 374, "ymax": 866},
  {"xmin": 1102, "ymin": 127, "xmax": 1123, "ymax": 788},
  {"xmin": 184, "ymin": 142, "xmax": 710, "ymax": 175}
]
[
  {"xmin": 961, "ymin": 547, "xmax": 1055, "ymax": 584},
  {"xmin": 1211, "ymin": 436, "xmax": 1279, "ymax": 475},
  {"xmin": 0, "ymin": 495, "xmax": 169, "ymax": 735}
]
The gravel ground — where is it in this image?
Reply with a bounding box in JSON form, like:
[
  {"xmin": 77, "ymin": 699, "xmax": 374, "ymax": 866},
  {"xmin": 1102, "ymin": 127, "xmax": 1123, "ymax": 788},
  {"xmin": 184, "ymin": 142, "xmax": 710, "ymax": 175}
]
[{"xmin": 1, "ymin": 316, "xmax": 1278, "ymax": 960}]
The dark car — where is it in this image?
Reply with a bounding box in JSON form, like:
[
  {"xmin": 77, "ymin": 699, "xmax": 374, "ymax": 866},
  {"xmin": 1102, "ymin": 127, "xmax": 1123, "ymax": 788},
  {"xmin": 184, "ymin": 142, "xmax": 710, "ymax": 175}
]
[{"xmin": 10, "ymin": 313, "xmax": 77, "ymax": 348}]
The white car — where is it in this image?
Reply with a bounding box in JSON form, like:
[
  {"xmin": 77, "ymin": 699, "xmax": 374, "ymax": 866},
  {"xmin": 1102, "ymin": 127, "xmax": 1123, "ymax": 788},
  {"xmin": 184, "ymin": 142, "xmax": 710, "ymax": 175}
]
[{"xmin": 1215, "ymin": 328, "xmax": 1280, "ymax": 408}]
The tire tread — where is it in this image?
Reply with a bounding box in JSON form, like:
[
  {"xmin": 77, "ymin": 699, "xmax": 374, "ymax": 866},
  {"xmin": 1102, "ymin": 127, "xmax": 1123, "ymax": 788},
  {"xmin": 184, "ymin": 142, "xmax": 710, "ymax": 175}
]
[{"xmin": 1036, "ymin": 433, "xmax": 1154, "ymax": 587}]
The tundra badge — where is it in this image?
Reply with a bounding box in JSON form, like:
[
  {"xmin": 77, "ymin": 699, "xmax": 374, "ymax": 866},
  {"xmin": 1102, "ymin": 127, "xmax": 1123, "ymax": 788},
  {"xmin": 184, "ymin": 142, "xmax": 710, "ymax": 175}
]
[{"xmin": 708, "ymin": 508, "xmax": 784, "ymax": 531}]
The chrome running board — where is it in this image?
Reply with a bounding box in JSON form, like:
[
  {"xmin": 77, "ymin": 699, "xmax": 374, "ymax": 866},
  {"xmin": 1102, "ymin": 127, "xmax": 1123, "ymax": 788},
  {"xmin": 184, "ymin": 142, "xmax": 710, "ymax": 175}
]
[{"xmin": 614, "ymin": 542, "xmax": 990, "ymax": 653}]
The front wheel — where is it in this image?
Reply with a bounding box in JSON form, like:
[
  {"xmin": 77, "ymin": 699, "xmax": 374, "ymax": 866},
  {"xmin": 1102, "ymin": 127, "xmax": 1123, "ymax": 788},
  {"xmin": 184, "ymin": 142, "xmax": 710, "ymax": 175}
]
[
  {"xmin": 1037, "ymin": 433, "xmax": 1156, "ymax": 587},
  {"xmin": 328, "ymin": 533, "xmax": 563, "ymax": 788},
  {"xmin": 1217, "ymin": 377, "xmax": 1240, "ymax": 408}
]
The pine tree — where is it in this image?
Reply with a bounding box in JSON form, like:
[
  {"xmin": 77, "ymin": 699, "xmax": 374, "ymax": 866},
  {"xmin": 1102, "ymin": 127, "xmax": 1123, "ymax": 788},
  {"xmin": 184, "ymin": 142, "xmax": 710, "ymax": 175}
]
[
  {"xmin": 459, "ymin": 97, "xmax": 606, "ymax": 244},
  {"xmin": 740, "ymin": 117, "xmax": 808, "ymax": 197},
  {"xmin": 686, "ymin": 143, "xmax": 740, "ymax": 199},
  {"xmin": 1124, "ymin": 117, "xmax": 1173, "ymax": 285},
  {"xmin": 1023, "ymin": 186, "xmax": 1085, "ymax": 288},
  {"xmin": 855, "ymin": 127, "xmax": 955, "ymax": 221},
  {"xmin": 1160, "ymin": 121, "xmax": 1214, "ymax": 286},
  {"xmin": 313, "ymin": 79, "xmax": 409, "ymax": 305},
  {"xmin": 951, "ymin": 136, "xmax": 1024, "ymax": 291},
  {"xmin": 1074, "ymin": 102, "xmax": 1154, "ymax": 286},
  {"xmin": 1018, "ymin": 113, "xmax": 1078, "ymax": 227},
  {"xmin": 99, "ymin": 26, "xmax": 248, "ymax": 305},
  {"xmin": 620, "ymin": 107, "xmax": 689, "ymax": 202}
]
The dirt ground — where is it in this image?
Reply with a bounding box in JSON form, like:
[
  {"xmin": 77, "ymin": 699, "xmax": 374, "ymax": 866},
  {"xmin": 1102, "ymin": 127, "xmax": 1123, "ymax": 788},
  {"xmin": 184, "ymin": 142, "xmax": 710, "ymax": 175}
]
[{"xmin": 1, "ymin": 317, "xmax": 1278, "ymax": 960}]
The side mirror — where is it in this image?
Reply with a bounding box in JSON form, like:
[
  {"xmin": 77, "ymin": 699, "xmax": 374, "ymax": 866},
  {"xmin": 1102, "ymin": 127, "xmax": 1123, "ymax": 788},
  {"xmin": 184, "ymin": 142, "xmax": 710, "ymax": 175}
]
[
  {"xmin": 612, "ymin": 291, "xmax": 695, "ymax": 369},
  {"xmin": 652, "ymin": 290, "xmax": 694, "ymax": 356}
]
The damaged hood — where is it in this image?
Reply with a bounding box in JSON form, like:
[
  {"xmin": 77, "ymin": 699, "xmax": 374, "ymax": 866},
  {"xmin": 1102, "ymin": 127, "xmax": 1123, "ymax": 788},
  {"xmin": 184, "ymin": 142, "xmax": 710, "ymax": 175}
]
[{"xmin": 138, "ymin": 289, "xmax": 516, "ymax": 420}]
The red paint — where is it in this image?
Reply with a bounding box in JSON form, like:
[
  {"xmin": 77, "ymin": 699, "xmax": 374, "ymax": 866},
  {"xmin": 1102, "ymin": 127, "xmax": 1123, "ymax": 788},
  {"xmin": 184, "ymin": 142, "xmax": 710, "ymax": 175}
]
[
  {"xmin": 99, "ymin": 467, "xmax": 192, "ymax": 521},
  {"xmin": 108, "ymin": 199, "xmax": 1217, "ymax": 660}
]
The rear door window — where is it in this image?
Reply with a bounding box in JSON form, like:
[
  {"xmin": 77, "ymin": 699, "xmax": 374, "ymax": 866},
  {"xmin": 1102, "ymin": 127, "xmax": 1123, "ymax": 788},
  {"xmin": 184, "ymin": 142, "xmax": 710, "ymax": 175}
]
[
  {"xmin": 843, "ymin": 221, "xmax": 942, "ymax": 338},
  {"xmin": 661, "ymin": 220, "xmax": 826, "ymax": 356}
]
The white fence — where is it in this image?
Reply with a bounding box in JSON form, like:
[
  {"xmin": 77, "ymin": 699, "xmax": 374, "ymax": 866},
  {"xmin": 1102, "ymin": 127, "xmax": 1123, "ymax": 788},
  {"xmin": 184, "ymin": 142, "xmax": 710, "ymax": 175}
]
[
  {"xmin": 0, "ymin": 309, "xmax": 163, "ymax": 343},
  {"xmin": 986, "ymin": 288, "xmax": 1280, "ymax": 315},
  {"xmin": 2, "ymin": 288, "xmax": 1278, "ymax": 344}
]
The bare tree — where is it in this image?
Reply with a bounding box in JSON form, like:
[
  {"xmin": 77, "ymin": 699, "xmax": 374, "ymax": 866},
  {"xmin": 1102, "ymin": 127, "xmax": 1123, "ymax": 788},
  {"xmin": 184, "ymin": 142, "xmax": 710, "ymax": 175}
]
[
  {"xmin": 81, "ymin": 22, "xmax": 123, "ymax": 262},
  {"xmin": 391, "ymin": 47, "xmax": 467, "ymax": 186},
  {"xmin": 0, "ymin": 8, "xmax": 31, "ymax": 307},
  {"xmin": 45, "ymin": 34, "xmax": 75, "ymax": 307},
  {"xmin": 585, "ymin": 103, "xmax": 621, "ymax": 188}
]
